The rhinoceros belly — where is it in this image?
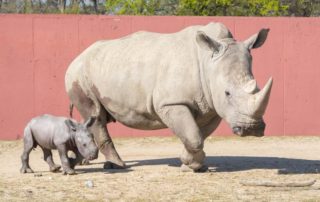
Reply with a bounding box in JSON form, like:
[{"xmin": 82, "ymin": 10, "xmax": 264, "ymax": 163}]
[{"xmin": 98, "ymin": 96, "xmax": 166, "ymax": 130}]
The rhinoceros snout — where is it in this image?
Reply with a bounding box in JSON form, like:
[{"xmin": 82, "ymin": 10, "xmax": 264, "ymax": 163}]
[
  {"xmin": 232, "ymin": 126, "xmax": 243, "ymax": 135},
  {"xmin": 89, "ymin": 149, "xmax": 99, "ymax": 160},
  {"xmin": 232, "ymin": 122, "xmax": 265, "ymax": 137}
]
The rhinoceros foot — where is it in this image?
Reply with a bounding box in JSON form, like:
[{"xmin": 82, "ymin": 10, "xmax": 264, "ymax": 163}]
[
  {"xmin": 103, "ymin": 161, "xmax": 126, "ymax": 169},
  {"xmin": 180, "ymin": 164, "xmax": 208, "ymax": 173},
  {"xmin": 49, "ymin": 164, "xmax": 61, "ymax": 172},
  {"xmin": 194, "ymin": 165, "xmax": 209, "ymax": 173},
  {"xmin": 100, "ymin": 143, "xmax": 126, "ymax": 169},
  {"xmin": 20, "ymin": 167, "xmax": 34, "ymax": 174},
  {"xmin": 62, "ymin": 168, "xmax": 76, "ymax": 175}
]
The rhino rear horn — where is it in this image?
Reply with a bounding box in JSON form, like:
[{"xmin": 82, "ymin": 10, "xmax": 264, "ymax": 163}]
[{"xmin": 250, "ymin": 77, "xmax": 273, "ymax": 116}]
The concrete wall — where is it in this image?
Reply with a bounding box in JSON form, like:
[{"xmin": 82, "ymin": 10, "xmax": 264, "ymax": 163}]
[{"xmin": 0, "ymin": 14, "xmax": 319, "ymax": 140}]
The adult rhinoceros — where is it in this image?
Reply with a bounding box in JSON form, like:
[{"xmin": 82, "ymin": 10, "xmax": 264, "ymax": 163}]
[{"xmin": 65, "ymin": 22, "xmax": 272, "ymax": 172}]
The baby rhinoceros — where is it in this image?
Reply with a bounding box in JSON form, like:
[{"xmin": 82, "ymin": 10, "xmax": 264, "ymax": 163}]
[{"xmin": 20, "ymin": 114, "xmax": 98, "ymax": 175}]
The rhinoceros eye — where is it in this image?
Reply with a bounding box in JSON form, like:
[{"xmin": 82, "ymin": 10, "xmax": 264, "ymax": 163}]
[{"xmin": 225, "ymin": 91, "xmax": 231, "ymax": 97}]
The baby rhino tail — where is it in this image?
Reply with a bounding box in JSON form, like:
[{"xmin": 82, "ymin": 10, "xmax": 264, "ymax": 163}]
[{"xmin": 23, "ymin": 123, "xmax": 37, "ymax": 149}]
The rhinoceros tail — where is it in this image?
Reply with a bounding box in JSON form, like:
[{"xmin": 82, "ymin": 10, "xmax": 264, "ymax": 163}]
[
  {"xmin": 69, "ymin": 103, "xmax": 74, "ymax": 118},
  {"xmin": 23, "ymin": 124, "xmax": 37, "ymax": 149}
]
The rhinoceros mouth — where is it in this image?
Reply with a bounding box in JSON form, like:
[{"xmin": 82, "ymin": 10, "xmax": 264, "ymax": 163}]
[{"xmin": 232, "ymin": 121, "xmax": 265, "ymax": 137}]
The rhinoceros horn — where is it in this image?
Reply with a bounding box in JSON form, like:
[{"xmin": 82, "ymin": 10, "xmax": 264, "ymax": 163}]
[
  {"xmin": 249, "ymin": 77, "xmax": 273, "ymax": 116},
  {"xmin": 243, "ymin": 79, "xmax": 258, "ymax": 94}
]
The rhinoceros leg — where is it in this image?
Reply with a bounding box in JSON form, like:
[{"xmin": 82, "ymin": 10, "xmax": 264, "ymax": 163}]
[
  {"xmin": 91, "ymin": 119, "xmax": 126, "ymax": 169},
  {"xmin": 20, "ymin": 126, "xmax": 34, "ymax": 173},
  {"xmin": 69, "ymin": 149, "xmax": 84, "ymax": 169},
  {"xmin": 200, "ymin": 116, "xmax": 222, "ymax": 139},
  {"xmin": 42, "ymin": 148, "xmax": 61, "ymax": 172},
  {"xmin": 67, "ymin": 82, "xmax": 125, "ymax": 169},
  {"xmin": 179, "ymin": 117, "xmax": 221, "ymax": 172},
  {"xmin": 158, "ymin": 105, "xmax": 206, "ymax": 172},
  {"xmin": 57, "ymin": 144, "xmax": 76, "ymax": 175}
]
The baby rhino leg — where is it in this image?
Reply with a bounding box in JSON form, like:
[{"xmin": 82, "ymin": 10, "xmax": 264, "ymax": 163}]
[
  {"xmin": 42, "ymin": 148, "xmax": 61, "ymax": 172},
  {"xmin": 69, "ymin": 149, "xmax": 84, "ymax": 169},
  {"xmin": 20, "ymin": 126, "xmax": 34, "ymax": 173},
  {"xmin": 57, "ymin": 144, "xmax": 75, "ymax": 175}
]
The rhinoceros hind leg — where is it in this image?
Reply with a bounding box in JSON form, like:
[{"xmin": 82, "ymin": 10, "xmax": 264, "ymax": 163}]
[
  {"xmin": 20, "ymin": 126, "xmax": 35, "ymax": 174},
  {"xmin": 67, "ymin": 82, "xmax": 125, "ymax": 169},
  {"xmin": 157, "ymin": 105, "xmax": 206, "ymax": 171}
]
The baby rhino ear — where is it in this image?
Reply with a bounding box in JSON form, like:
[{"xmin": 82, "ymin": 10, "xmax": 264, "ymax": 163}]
[
  {"xmin": 84, "ymin": 116, "xmax": 96, "ymax": 128},
  {"xmin": 65, "ymin": 119, "xmax": 77, "ymax": 131}
]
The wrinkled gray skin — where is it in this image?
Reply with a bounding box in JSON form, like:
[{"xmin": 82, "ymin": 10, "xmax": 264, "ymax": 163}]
[
  {"xmin": 65, "ymin": 22, "xmax": 273, "ymax": 172},
  {"xmin": 20, "ymin": 114, "xmax": 98, "ymax": 175}
]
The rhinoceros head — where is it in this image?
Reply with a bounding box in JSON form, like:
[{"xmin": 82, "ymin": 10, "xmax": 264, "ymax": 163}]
[
  {"xmin": 65, "ymin": 117, "xmax": 99, "ymax": 160},
  {"xmin": 196, "ymin": 25, "xmax": 272, "ymax": 137}
]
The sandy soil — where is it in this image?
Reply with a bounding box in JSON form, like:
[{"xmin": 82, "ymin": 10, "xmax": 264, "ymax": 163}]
[{"xmin": 1, "ymin": 136, "xmax": 320, "ymax": 202}]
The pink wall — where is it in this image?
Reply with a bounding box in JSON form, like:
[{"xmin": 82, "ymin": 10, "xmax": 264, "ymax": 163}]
[{"xmin": 0, "ymin": 15, "xmax": 319, "ymax": 140}]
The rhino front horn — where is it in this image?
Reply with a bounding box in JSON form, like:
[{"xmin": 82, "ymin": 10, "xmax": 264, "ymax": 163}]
[{"xmin": 250, "ymin": 77, "xmax": 273, "ymax": 116}]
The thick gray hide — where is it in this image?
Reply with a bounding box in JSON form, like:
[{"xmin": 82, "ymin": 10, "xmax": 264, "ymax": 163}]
[
  {"xmin": 65, "ymin": 22, "xmax": 272, "ymax": 171},
  {"xmin": 20, "ymin": 114, "xmax": 98, "ymax": 175}
]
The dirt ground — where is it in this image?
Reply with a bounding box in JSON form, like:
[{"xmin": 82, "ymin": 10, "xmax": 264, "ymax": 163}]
[{"xmin": 1, "ymin": 136, "xmax": 320, "ymax": 202}]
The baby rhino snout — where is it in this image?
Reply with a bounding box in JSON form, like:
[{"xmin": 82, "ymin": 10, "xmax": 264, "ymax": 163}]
[
  {"xmin": 84, "ymin": 142, "xmax": 98, "ymax": 160},
  {"xmin": 89, "ymin": 146, "xmax": 99, "ymax": 160}
]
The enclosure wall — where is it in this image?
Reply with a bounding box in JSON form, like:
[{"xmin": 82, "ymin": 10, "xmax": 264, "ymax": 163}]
[{"xmin": 0, "ymin": 15, "xmax": 319, "ymax": 139}]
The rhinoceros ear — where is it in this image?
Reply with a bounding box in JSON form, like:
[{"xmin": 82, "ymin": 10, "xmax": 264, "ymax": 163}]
[
  {"xmin": 65, "ymin": 119, "xmax": 77, "ymax": 131},
  {"xmin": 84, "ymin": 116, "xmax": 96, "ymax": 128},
  {"xmin": 244, "ymin": 28, "xmax": 270, "ymax": 49},
  {"xmin": 196, "ymin": 31, "xmax": 222, "ymax": 55}
]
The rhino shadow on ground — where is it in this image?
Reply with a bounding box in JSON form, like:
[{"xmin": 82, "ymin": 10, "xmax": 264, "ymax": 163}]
[
  {"xmin": 75, "ymin": 167, "xmax": 133, "ymax": 174},
  {"xmin": 126, "ymin": 156, "xmax": 320, "ymax": 174}
]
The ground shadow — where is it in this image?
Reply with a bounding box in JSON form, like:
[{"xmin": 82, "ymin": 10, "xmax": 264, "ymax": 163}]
[
  {"xmin": 30, "ymin": 166, "xmax": 133, "ymax": 175},
  {"xmin": 126, "ymin": 156, "xmax": 320, "ymax": 174},
  {"xmin": 76, "ymin": 166, "xmax": 133, "ymax": 174}
]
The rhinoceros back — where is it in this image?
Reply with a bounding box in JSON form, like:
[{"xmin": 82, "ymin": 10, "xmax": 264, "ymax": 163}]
[{"xmin": 27, "ymin": 115, "xmax": 70, "ymax": 149}]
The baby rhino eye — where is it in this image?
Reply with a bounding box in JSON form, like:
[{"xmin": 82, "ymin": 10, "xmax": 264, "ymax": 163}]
[{"xmin": 83, "ymin": 143, "xmax": 87, "ymax": 147}]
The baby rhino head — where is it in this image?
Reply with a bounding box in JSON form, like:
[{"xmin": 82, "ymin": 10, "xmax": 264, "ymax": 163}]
[{"xmin": 65, "ymin": 117, "xmax": 98, "ymax": 161}]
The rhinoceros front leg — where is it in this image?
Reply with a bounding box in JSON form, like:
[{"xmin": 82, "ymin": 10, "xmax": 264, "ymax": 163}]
[
  {"xmin": 69, "ymin": 149, "xmax": 84, "ymax": 169},
  {"xmin": 158, "ymin": 105, "xmax": 206, "ymax": 172},
  {"xmin": 42, "ymin": 148, "xmax": 61, "ymax": 172},
  {"xmin": 56, "ymin": 144, "xmax": 75, "ymax": 175},
  {"xmin": 200, "ymin": 116, "xmax": 222, "ymax": 139}
]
